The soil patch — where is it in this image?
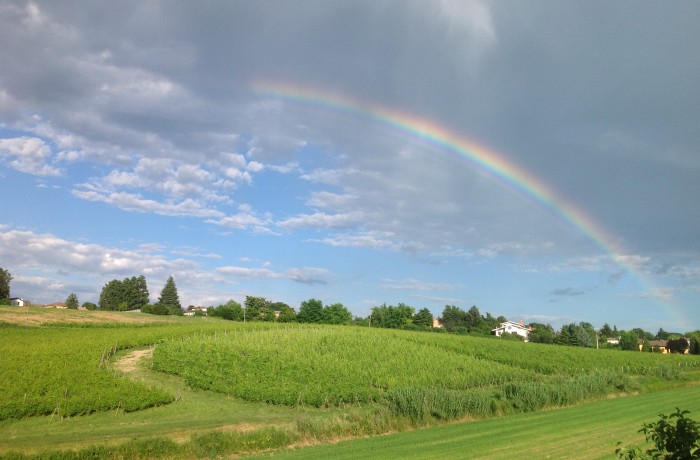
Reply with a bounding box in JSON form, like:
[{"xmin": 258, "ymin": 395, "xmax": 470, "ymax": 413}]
[{"xmin": 114, "ymin": 348, "xmax": 153, "ymax": 373}]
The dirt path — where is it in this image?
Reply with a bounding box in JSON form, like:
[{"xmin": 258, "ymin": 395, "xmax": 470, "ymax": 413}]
[{"xmin": 113, "ymin": 348, "xmax": 153, "ymax": 373}]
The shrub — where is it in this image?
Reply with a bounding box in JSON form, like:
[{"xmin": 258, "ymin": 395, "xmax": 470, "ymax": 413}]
[{"xmin": 617, "ymin": 408, "xmax": 700, "ymax": 459}]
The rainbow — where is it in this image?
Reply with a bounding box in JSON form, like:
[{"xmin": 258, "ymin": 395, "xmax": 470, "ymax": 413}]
[{"xmin": 251, "ymin": 80, "xmax": 682, "ymax": 324}]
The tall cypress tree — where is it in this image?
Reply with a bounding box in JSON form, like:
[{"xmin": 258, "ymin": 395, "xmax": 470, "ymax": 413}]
[
  {"xmin": 157, "ymin": 276, "xmax": 181, "ymax": 312},
  {"xmin": 135, "ymin": 275, "xmax": 150, "ymax": 308}
]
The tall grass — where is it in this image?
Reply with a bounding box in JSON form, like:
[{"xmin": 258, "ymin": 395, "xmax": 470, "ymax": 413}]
[
  {"xmin": 387, "ymin": 387, "xmax": 496, "ymax": 424},
  {"xmin": 0, "ymin": 427, "xmax": 296, "ymax": 460},
  {"xmin": 152, "ymin": 325, "xmax": 698, "ymax": 421},
  {"xmin": 295, "ymin": 408, "xmax": 401, "ymax": 440}
]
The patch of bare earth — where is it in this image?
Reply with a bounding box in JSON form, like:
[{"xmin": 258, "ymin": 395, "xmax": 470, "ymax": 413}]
[{"xmin": 113, "ymin": 348, "xmax": 153, "ymax": 373}]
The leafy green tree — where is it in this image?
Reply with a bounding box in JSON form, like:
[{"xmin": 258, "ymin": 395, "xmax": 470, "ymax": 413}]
[
  {"xmin": 82, "ymin": 301, "xmax": 97, "ymax": 311},
  {"xmin": 352, "ymin": 316, "xmax": 370, "ymax": 327},
  {"xmin": 641, "ymin": 339, "xmax": 651, "ymax": 352},
  {"xmin": 667, "ymin": 338, "xmax": 689, "ymax": 354},
  {"xmin": 688, "ymin": 332, "xmax": 700, "ymax": 355},
  {"xmin": 370, "ymin": 303, "xmax": 414, "ymax": 329},
  {"xmin": 98, "ymin": 279, "xmax": 124, "ymax": 310},
  {"xmin": 480, "ymin": 312, "xmax": 500, "ymax": 333},
  {"xmin": 65, "ymin": 293, "xmax": 79, "ymax": 309},
  {"xmin": 98, "ymin": 275, "xmax": 149, "ymax": 311},
  {"xmin": 413, "ymin": 308, "xmax": 434, "ymax": 328},
  {"xmin": 0, "ymin": 268, "xmax": 12, "ymax": 300},
  {"xmin": 554, "ymin": 322, "xmax": 596, "ymax": 348},
  {"xmin": 528, "ymin": 323, "xmax": 555, "ymax": 344},
  {"xmin": 298, "ymin": 298, "xmax": 324, "ymax": 323},
  {"xmin": 466, "ymin": 306, "xmax": 483, "ymax": 331},
  {"xmin": 441, "ymin": 305, "xmax": 467, "ymax": 332},
  {"xmin": 616, "ymin": 408, "xmax": 700, "ymax": 459},
  {"xmin": 619, "ymin": 330, "xmax": 639, "ymax": 351},
  {"xmin": 322, "ymin": 303, "xmax": 352, "ymax": 325},
  {"xmin": 633, "ymin": 328, "xmax": 654, "ymax": 341},
  {"xmin": 576, "ymin": 322, "xmax": 596, "ymax": 348},
  {"xmin": 600, "ymin": 323, "xmax": 614, "ymax": 338},
  {"xmin": 272, "ymin": 302, "xmax": 297, "ymax": 322},
  {"xmin": 556, "ymin": 324, "xmax": 578, "ymax": 346},
  {"xmin": 124, "ymin": 275, "xmax": 149, "ymax": 310},
  {"xmin": 656, "ymin": 328, "xmax": 670, "ymax": 340},
  {"xmin": 244, "ymin": 296, "xmax": 273, "ymax": 321},
  {"xmin": 157, "ymin": 276, "xmax": 181, "ymax": 313},
  {"xmin": 210, "ymin": 299, "xmax": 244, "ymax": 321}
]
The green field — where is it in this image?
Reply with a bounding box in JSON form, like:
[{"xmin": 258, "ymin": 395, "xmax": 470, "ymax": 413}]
[
  {"xmin": 255, "ymin": 385, "xmax": 700, "ymax": 459},
  {"xmin": 1, "ymin": 306, "xmax": 699, "ymax": 459}
]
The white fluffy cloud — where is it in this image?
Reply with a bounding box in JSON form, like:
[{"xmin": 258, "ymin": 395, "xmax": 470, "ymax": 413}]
[
  {"xmin": 0, "ymin": 136, "xmax": 61, "ymax": 176},
  {"xmin": 0, "ymin": 227, "xmax": 331, "ymax": 304},
  {"xmin": 0, "ymin": 229, "xmax": 180, "ymax": 276}
]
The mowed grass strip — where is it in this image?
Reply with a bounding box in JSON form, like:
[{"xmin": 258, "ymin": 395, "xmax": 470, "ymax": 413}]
[{"xmin": 251, "ymin": 385, "xmax": 700, "ymax": 459}]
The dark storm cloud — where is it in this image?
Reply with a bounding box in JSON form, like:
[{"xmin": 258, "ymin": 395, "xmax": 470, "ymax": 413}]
[{"xmin": 1, "ymin": 0, "xmax": 698, "ymax": 259}]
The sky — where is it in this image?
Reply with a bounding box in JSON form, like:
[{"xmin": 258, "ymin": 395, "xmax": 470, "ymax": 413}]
[{"xmin": 1, "ymin": 1, "xmax": 699, "ymax": 332}]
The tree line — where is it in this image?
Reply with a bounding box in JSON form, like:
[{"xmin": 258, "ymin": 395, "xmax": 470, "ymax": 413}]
[
  {"xmin": 2, "ymin": 266, "xmax": 699, "ymax": 353},
  {"xmin": 527, "ymin": 321, "xmax": 700, "ymax": 354},
  {"xmin": 208, "ymin": 297, "xmax": 353, "ymax": 324}
]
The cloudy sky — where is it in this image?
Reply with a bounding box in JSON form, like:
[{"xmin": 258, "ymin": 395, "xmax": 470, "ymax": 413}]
[{"xmin": 1, "ymin": 1, "xmax": 698, "ymax": 331}]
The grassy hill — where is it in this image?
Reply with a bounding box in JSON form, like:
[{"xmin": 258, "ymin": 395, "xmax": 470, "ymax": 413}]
[{"xmin": 1, "ymin": 306, "xmax": 699, "ymax": 459}]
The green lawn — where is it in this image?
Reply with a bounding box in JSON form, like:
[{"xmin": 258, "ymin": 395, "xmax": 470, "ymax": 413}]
[{"xmin": 253, "ymin": 384, "xmax": 700, "ymax": 459}]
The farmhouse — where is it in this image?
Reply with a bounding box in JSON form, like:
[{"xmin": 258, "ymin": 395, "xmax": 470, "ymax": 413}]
[
  {"xmin": 184, "ymin": 306, "xmax": 208, "ymax": 316},
  {"xmin": 637, "ymin": 338, "xmax": 691, "ymax": 354},
  {"xmin": 649, "ymin": 340, "xmax": 669, "ymax": 354},
  {"xmin": 10, "ymin": 297, "xmax": 28, "ymax": 307},
  {"xmin": 492, "ymin": 321, "xmax": 531, "ymax": 341}
]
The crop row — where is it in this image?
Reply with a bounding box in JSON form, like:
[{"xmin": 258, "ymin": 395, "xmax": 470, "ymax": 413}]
[
  {"xmin": 400, "ymin": 331, "xmax": 700, "ymax": 375},
  {"xmin": 152, "ymin": 326, "xmax": 539, "ymax": 406},
  {"xmin": 152, "ymin": 325, "xmax": 700, "ymax": 416},
  {"xmin": 0, "ymin": 321, "xmax": 242, "ymax": 420}
]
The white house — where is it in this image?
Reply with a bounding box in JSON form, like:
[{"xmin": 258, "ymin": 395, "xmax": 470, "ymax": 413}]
[
  {"xmin": 184, "ymin": 306, "xmax": 208, "ymax": 316},
  {"xmin": 10, "ymin": 297, "xmax": 27, "ymax": 307},
  {"xmin": 492, "ymin": 321, "xmax": 531, "ymax": 340}
]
